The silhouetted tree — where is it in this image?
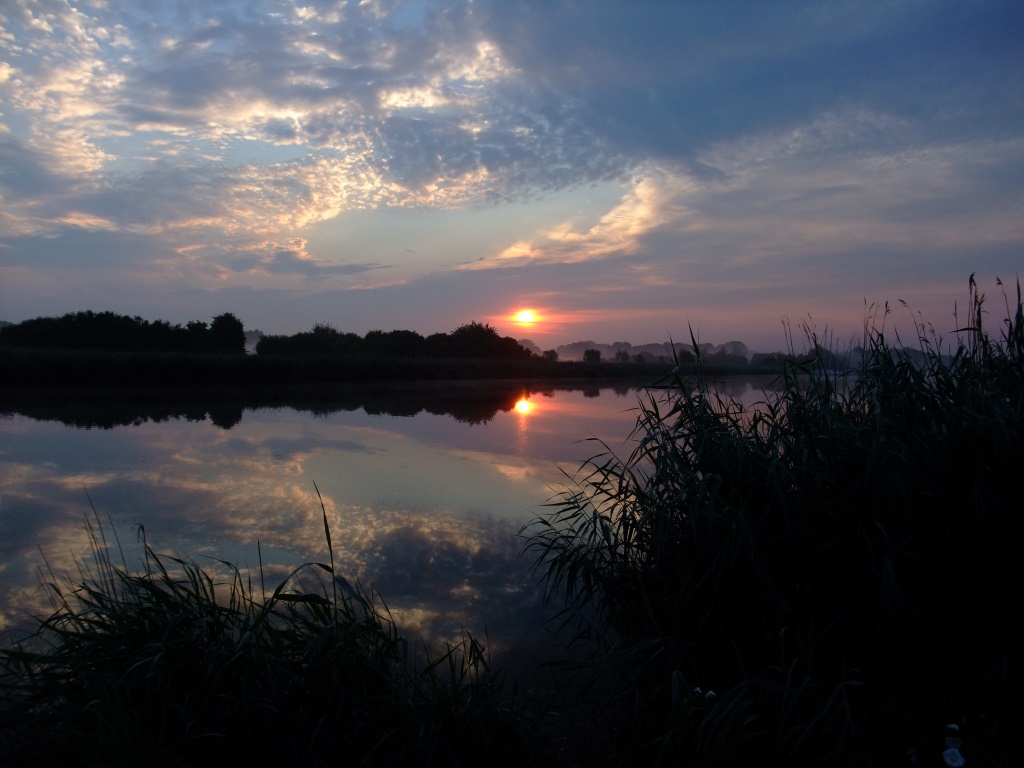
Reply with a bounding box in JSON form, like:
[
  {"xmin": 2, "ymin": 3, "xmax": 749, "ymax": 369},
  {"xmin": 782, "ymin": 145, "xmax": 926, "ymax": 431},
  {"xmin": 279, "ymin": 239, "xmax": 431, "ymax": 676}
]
[
  {"xmin": 583, "ymin": 349, "xmax": 601, "ymax": 364},
  {"xmin": 0, "ymin": 311, "xmax": 248, "ymax": 353},
  {"xmin": 253, "ymin": 321, "xmax": 532, "ymax": 361},
  {"xmin": 432, "ymin": 322, "xmax": 532, "ymax": 360},
  {"xmin": 208, "ymin": 404, "xmax": 244, "ymax": 429},
  {"xmin": 752, "ymin": 352, "xmax": 791, "ymax": 368},
  {"xmin": 542, "ymin": 349, "xmax": 559, "ymax": 362},
  {"xmin": 186, "ymin": 320, "xmax": 210, "ymax": 350},
  {"xmin": 614, "ymin": 350, "xmax": 631, "ymax": 363},
  {"xmin": 364, "ymin": 329, "xmax": 427, "ymax": 357},
  {"xmin": 210, "ymin": 313, "xmax": 246, "ymax": 354},
  {"xmin": 256, "ymin": 323, "xmax": 360, "ymax": 356},
  {"xmin": 719, "ymin": 340, "xmax": 749, "ymax": 359}
]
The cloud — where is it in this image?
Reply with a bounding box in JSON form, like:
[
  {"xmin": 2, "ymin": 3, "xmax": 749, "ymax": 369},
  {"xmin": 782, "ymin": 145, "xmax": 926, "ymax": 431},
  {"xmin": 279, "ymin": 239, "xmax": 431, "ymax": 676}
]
[
  {"xmin": 0, "ymin": 0, "xmax": 635, "ymax": 247},
  {"xmin": 459, "ymin": 172, "xmax": 692, "ymax": 269},
  {"xmin": 223, "ymin": 238, "xmax": 387, "ymax": 278},
  {"xmin": 480, "ymin": 0, "xmax": 1024, "ymax": 161},
  {"xmin": 0, "ymin": 134, "xmax": 75, "ymax": 197},
  {"xmin": 685, "ymin": 110, "xmax": 1024, "ymax": 262},
  {"xmin": 1, "ymin": 0, "xmax": 1022, "ymax": 350},
  {"xmin": 467, "ymin": 101, "xmax": 1024, "ymax": 272}
]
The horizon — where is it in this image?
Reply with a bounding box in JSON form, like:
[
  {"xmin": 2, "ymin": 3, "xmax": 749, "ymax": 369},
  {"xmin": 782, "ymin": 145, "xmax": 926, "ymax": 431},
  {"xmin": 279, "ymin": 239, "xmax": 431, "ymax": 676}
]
[
  {"xmin": 0, "ymin": 308, "xmax": 893, "ymax": 355},
  {"xmin": 1, "ymin": 2, "xmax": 1021, "ymax": 351}
]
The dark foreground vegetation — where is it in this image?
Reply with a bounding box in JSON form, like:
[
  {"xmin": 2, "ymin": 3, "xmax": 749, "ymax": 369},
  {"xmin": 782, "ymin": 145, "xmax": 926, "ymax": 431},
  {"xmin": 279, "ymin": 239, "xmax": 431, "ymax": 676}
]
[
  {"xmin": 0, "ymin": 506, "xmax": 545, "ymax": 767},
  {"xmin": 524, "ymin": 276, "xmax": 1023, "ymax": 766},
  {"xmin": 2, "ymin": 276, "xmax": 1021, "ymax": 766}
]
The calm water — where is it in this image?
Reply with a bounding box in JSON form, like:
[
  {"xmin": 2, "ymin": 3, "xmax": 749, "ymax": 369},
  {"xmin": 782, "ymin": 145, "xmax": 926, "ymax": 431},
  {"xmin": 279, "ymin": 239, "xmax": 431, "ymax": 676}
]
[{"xmin": 0, "ymin": 377, "xmax": 778, "ymax": 667}]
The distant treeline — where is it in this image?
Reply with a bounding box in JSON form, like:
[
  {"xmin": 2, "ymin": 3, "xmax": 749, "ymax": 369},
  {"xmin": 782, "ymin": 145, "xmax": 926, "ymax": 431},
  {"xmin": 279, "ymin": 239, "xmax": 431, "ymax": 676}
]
[
  {"xmin": 256, "ymin": 321, "xmax": 533, "ymax": 361},
  {"xmin": 0, "ymin": 313, "xmax": 537, "ymax": 362},
  {"xmin": 0, "ymin": 311, "xmax": 816, "ymax": 368},
  {"xmin": 0, "ymin": 310, "xmax": 247, "ymax": 354},
  {"xmin": 0, "ymin": 310, "xmax": 852, "ymax": 390}
]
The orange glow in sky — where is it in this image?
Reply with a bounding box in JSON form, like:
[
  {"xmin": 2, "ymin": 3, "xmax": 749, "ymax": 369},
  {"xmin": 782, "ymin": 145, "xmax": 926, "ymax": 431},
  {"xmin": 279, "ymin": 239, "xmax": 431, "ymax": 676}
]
[{"xmin": 514, "ymin": 309, "xmax": 537, "ymax": 324}]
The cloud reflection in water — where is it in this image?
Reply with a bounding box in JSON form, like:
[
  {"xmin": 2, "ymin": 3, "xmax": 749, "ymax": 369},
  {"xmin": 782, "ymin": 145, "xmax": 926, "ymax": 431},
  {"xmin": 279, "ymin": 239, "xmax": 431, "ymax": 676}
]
[{"xmin": 1, "ymin": 382, "xmax": 660, "ymax": 666}]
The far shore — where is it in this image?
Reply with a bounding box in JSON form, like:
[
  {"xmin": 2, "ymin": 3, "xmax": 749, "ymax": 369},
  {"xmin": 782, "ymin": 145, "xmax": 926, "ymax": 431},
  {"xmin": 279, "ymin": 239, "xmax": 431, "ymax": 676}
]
[{"xmin": 0, "ymin": 347, "xmax": 798, "ymax": 392}]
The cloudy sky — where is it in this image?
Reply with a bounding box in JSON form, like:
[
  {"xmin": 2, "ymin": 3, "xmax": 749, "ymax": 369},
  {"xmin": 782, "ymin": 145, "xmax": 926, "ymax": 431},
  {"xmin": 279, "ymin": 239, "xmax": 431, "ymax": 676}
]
[{"xmin": 1, "ymin": 0, "xmax": 1021, "ymax": 350}]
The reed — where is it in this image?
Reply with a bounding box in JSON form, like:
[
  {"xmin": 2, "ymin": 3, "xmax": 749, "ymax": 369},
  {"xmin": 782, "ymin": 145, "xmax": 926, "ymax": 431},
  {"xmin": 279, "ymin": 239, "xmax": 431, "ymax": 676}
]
[
  {"xmin": 523, "ymin": 275, "xmax": 1023, "ymax": 766},
  {"xmin": 0, "ymin": 500, "xmax": 549, "ymax": 767}
]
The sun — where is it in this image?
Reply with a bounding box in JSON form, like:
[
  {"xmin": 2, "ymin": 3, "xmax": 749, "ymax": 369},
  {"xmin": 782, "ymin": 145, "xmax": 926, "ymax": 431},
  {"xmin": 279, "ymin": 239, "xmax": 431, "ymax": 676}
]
[{"xmin": 514, "ymin": 309, "xmax": 537, "ymax": 324}]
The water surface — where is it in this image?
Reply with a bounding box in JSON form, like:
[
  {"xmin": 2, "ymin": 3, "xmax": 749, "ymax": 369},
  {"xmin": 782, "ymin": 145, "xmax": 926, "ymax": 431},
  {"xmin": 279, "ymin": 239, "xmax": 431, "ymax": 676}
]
[{"xmin": 0, "ymin": 377, "xmax": 779, "ymax": 667}]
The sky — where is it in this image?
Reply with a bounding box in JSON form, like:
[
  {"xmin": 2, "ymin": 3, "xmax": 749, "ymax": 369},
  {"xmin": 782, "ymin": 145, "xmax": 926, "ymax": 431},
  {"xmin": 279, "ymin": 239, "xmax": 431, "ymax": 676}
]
[{"xmin": 1, "ymin": 0, "xmax": 1022, "ymax": 352}]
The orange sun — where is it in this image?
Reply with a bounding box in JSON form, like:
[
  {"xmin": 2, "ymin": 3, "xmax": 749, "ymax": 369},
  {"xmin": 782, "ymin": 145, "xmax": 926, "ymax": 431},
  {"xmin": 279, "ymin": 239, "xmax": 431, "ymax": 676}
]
[{"xmin": 514, "ymin": 309, "xmax": 537, "ymax": 324}]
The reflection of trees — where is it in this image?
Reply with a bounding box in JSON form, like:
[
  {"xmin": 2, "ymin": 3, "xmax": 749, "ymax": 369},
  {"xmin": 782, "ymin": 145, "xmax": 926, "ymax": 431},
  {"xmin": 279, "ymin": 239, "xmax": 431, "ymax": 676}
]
[
  {"xmin": 0, "ymin": 380, "xmax": 654, "ymax": 429},
  {"xmin": 709, "ymin": 377, "xmax": 750, "ymax": 401},
  {"xmin": 208, "ymin": 404, "xmax": 244, "ymax": 429},
  {"xmin": 0, "ymin": 393, "xmax": 249, "ymax": 430}
]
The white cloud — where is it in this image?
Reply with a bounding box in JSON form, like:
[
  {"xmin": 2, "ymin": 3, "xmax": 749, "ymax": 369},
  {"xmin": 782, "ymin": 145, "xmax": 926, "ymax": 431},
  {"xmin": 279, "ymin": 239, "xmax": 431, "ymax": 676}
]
[
  {"xmin": 216, "ymin": 236, "xmax": 385, "ymax": 278},
  {"xmin": 2, "ymin": 0, "xmax": 623, "ymax": 245},
  {"xmin": 686, "ymin": 111, "xmax": 1024, "ymax": 261},
  {"xmin": 462, "ymin": 173, "xmax": 697, "ymax": 269}
]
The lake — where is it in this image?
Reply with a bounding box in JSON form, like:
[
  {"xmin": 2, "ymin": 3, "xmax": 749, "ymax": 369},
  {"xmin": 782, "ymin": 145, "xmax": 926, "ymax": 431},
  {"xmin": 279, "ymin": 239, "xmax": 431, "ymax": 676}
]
[{"xmin": 0, "ymin": 376, "xmax": 780, "ymax": 672}]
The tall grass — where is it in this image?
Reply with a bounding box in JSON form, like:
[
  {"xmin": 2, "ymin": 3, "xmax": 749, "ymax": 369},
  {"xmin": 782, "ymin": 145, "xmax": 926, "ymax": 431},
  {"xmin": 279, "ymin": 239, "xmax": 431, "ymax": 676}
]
[
  {"xmin": 523, "ymin": 276, "xmax": 1023, "ymax": 766},
  {"xmin": 0, "ymin": 499, "xmax": 549, "ymax": 767}
]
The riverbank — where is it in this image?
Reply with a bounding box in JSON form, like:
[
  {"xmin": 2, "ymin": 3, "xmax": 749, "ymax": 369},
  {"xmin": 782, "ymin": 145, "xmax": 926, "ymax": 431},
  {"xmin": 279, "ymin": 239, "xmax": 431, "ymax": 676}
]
[{"xmin": 0, "ymin": 346, "xmax": 794, "ymax": 390}]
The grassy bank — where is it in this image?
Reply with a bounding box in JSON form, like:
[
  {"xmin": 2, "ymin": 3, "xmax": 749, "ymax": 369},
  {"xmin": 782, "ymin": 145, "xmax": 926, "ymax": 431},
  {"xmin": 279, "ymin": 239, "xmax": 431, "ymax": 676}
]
[{"xmin": 0, "ymin": 503, "xmax": 551, "ymax": 767}]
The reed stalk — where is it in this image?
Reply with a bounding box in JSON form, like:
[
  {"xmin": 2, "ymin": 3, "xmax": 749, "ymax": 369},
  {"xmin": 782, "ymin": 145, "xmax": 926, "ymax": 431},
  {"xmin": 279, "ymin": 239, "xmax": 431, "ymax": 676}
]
[
  {"xmin": 1, "ymin": 506, "xmax": 549, "ymax": 767},
  {"xmin": 523, "ymin": 276, "xmax": 1024, "ymax": 766}
]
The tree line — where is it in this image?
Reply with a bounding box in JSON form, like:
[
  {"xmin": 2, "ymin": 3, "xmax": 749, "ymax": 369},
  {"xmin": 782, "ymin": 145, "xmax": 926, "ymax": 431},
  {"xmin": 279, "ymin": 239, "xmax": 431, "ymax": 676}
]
[
  {"xmin": 0, "ymin": 313, "xmax": 538, "ymax": 362},
  {"xmin": 3, "ymin": 311, "xmax": 827, "ymax": 369},
  {"xmin": 0, "ymin": 311, "xmax": 247, "ymax": 355},
  {"xmin": 255, "ymin": 321, "xmax": 534, "ymax": 361}
]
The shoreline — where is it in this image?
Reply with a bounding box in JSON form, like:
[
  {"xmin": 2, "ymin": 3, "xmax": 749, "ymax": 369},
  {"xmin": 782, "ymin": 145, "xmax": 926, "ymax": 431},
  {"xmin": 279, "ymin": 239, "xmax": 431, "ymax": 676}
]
[{"xmin": 0, "ymin": 347, "xmax": 797, "ymax": 391}]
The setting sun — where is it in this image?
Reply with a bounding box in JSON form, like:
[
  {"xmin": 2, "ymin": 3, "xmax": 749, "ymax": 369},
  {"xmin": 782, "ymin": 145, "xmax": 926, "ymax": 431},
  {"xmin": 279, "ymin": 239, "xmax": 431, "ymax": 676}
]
[
  {"xmin": 515, "ymin": 310, "xmax": 537, "ymax": 324},
  {"xmin": 515, "ymin": 398, "xmax": 533, "ymax": 414}
]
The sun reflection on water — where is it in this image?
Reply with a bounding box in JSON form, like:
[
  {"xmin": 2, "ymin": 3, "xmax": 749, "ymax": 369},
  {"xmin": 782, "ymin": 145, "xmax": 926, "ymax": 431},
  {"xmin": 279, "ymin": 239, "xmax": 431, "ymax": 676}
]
[{"xmin": 514, "ymin": 397, "xmax": 534, "ymax": 458}]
